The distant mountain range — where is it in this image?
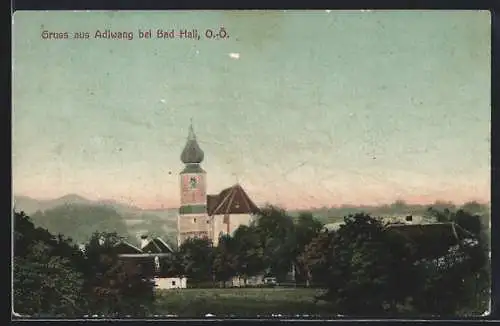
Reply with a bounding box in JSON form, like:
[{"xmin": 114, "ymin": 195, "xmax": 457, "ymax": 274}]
[
  {"xmin": 14, "ymin": 194, "xmax": 175, "ymax": 215},
  {"xmin": 14, "ymin": 193, "xmax": 490, "ymax": 224}
]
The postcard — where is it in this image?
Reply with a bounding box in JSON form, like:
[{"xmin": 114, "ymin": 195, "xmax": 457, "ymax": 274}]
[{"xmin": 12, "ymin": 10, "xmax": 491, "ymax": 319}]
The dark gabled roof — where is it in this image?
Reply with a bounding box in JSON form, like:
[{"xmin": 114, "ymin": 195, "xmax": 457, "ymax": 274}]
[
  {"xmin": 141, "ymin": 237, "xmax": 174, "ymax": 254},
  {"xmin": 386, "ymin": 222, "xmax": 472, "ymax": 241},
  {"xmin": 115, "ymin": 241, "xmax": 143, "ymax": 254},
  {"xmin": 386, "ymin": 222, "xmax": 475, "ymax": 259},
  {"xmin": 154, "ymin": 237, "xmax": 175, "ymax": 253},
  {"xmin": 207, "ymin": 184, "xmax": 260, "ymax": 216},
  {"xmin": 207, "ymin": 195, "xmax": 219, "ymax": 215}
]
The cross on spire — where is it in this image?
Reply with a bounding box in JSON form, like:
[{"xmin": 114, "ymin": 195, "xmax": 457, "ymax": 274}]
[
  {"xmin": 188, "ymin": 118, "xmax": 196, "ymax": 140},
  {"xmin": 233, "ymin": 172, "xmax": 240, "ymax": 184}
]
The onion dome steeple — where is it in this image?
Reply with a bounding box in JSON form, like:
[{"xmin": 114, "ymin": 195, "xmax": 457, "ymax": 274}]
[{"xmin": 180, "ymin": 119, "xmax": 204, "ymax": 164}]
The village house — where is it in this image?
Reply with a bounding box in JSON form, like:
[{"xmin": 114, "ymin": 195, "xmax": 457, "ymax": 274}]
[
  {"xmin": 386, "ymin": 221, "xmax": 478, "ymax": 260},
  {"xmin": 116, "ymin": 235, "xmax": 186, "ymax": 290}
]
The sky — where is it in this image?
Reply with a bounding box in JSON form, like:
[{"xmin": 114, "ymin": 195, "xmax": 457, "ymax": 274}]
[{"xmin": 12, "ymin": 10, "xmax": 491, "ymax": 209}]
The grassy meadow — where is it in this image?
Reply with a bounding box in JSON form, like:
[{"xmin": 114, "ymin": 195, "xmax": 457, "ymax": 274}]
[{"xmin": 153, "ymin": 287, "xmax": 335, "ymax": 317}]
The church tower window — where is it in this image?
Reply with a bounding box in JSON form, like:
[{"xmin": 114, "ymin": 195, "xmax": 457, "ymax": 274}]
[{"xmin": 189, "ymin": 176, "xmax": 198, "ymax": 189}]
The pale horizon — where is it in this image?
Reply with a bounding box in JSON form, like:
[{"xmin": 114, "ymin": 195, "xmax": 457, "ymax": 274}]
[
  {"xmin": 12, "ymin": 191, "xmax": 491, "ymax": 211},
  {"xmin": 12, "ymin": 11, "xmax": 491, "ymax": 210}
]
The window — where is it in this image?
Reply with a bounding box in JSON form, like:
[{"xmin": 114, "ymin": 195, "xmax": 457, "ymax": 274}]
[
  {"xmin": 207, "ymin": 220, "xmax": 210, "ymax": 224},
  {"xmin": 172, "ymin": 281, "xmax": 176, "ymax": 286},
  {"xmin": 189, "ymin": 177, "xmax": 197, "ymax": 189},
  {"xmin": 193, "ymin": 218, "xmax": 197, "ymax": 223}
]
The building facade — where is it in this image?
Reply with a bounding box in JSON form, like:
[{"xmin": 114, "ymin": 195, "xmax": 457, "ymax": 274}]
[{"xmin": 177, "ymin": 122, "xmax": 260, "ymax": 247}]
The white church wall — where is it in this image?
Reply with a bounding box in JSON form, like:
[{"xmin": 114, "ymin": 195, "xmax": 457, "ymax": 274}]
[
  {"xmin": 228, "ymin": 214, "xmax": 253, "ymax": 235},
  {"xmin": 210, "ymin": 213, "xmax": 255, "ymax": 246},
  {"xmin": 211, "ymin": 214, "xmax": 226, "ymax": 246}
]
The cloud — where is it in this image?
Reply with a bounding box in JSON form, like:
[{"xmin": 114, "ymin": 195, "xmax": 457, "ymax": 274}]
[{"xmin": 228, "ymin": 52, "xmax": 240, "ymax": 60}]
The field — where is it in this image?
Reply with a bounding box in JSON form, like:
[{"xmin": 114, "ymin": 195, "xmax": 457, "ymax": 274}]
[{"xmin": 153, "ymin": 287, "xmax": 335, "ymax": 317}]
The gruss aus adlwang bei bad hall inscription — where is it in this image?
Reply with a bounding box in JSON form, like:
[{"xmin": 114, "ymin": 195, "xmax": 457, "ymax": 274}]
[{"xmin": 41, "ymin": 27, "xmax": 229, "ymax": 41}]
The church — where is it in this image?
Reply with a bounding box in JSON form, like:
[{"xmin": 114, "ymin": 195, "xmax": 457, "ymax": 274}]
[{"xmin": 177, "ymin": 122, "xmax": 261, "ymax": 247}]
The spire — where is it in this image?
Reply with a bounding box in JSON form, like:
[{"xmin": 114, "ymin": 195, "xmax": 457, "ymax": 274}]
[
  {"xmin": 188, "ymin": 118, "xmax": 196, "ymax": 140},
  {"xmin": 181, "ymin": 119, "xmax": 204, "ymax": 164}
]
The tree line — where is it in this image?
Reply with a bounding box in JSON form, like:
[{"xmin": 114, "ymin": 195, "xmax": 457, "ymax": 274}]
[
  {"xmin": 162, "ymin": 205, "xmax": 490, "ymax": 316},
  {"xmin": 13, "ymin": 202, "xmax": 490, "ymax": 317}
]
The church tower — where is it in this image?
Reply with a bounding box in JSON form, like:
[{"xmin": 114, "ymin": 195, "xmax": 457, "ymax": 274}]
[{"xmin": 178, "ymin": 121, "xmax": 209, "ymax": 247}]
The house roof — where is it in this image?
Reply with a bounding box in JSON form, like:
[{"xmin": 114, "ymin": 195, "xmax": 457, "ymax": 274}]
[
  {"xmin": 386, "ymin": 222, "xmax": 475, "ymax": 258},
  {"xmin": 115, "ymin": 236, "xmax": 173, "ymax": 256},
  {"xmin": 207, "ymin": 184, "xmax": 260, "ymax": 216},
  {"xmin": 115, "ymin": 241, "xmax": 144, "ymax": 254},
  {"xmin": 142, "ymin": 237, "xmax": 174, "ymax": 254},
  {"xmin": 386, "ymin": 222, "xmax": 472, "ymax": 241}
]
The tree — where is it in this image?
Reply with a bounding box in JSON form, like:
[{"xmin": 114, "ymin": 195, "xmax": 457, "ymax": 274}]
[
  {"xmin": 294, "ymin": 212, "xmax": 324, "ymax": 249},
  {"xmin": 293, "ymin": 212, "xmax": 324, "ymax": 283},
  {"xmin": 81, "ymin": 232, "xmax": 155, "ymax": 316},
  {"xmin": 426, "ymin": 207, "xmax": 453, "ymax": 222},
  {"xmin": 412, "ymin": 241, "xmax": 487, "ymax": 316},
  {"xmin": 13, "ymin": 211, "xmax": 85, "ymax": 316},
  {"xmin": 297, "ymin": 229, "xmax": 334, "ymax": 286},
  {"xmin": 14, "ymin": 241, "xmax": 85, "ymax": 316},
  {"xmin": 212, "ymin": 234, "xmax": 238, "ymax": 286},
  {"xmin": 177, "ymin": 237, "xmax": 214, "ymax": 283},
  {"xmin": 232, "ymin": 225, "xmax": 265, "ymax": 284},
  {"xmin": 319, "ymin": 213, "xmax": 416, "ymax": 315},
  {"xmin": 460, "ymin": 201, "xmax": 484, "ymax": 215},
  {"xmin": 411, "ymin": 209, "xmax": 490, "ymax": 316},
  {"xmin": 14, "ymin": 211, "xmax": 157, "ymax": 317},
  {"xmin": 253, "ymin": 206, "xmax": 296, "ymax": 281},
  {"xmin": 159, "ymin": 252, "xmax": 184, "ymax": 278}
]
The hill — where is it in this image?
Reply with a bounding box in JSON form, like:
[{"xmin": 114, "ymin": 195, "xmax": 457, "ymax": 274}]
[
  {"xmin": 14, "ymin": 195, "xmax": 178, "ymax": 246},
  {"xmin": 14, "ymin": 194, "xmax": 143, "ymax": 215},
  {"xmin": 30, "ymin": 204, "xmax": 130, "ymax": 244}
]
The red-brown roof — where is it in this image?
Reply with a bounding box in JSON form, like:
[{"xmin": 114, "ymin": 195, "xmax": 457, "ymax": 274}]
[
  {"xmin": 207, "ymin": 184, "xmax": 260, "ymax": 216},
  {"xmin": 207, "ymin": 195, "xmax": 219, "ymax": 215}
]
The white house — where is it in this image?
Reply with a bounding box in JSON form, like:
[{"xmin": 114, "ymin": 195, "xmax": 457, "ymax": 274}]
[
  {"xmin": 116, "ymin": 235, "xmax": 187, "ymax": 290},
  {"xmin": 154, "ymin": 277, "xmax": 187, "ymax": 290}
]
